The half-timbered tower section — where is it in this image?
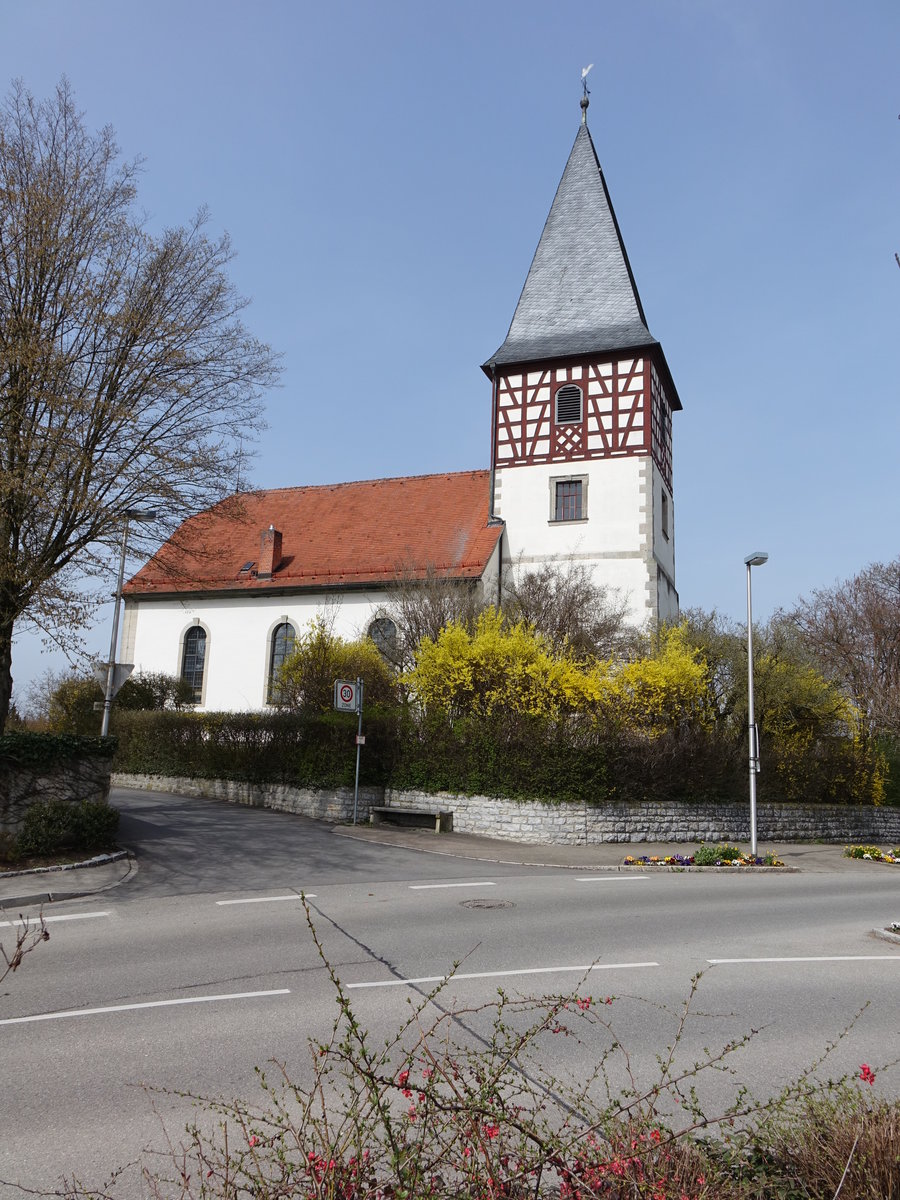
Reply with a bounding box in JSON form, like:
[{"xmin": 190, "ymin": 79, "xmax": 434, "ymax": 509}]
[{"xmin": 483, "ymin": 107, "xmax": 681, "ymax": 627}]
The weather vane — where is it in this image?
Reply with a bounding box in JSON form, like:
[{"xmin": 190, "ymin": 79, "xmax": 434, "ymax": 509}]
[{"xmin": 581, "ymin": 63, "xmax": 593, "ymax": 124}]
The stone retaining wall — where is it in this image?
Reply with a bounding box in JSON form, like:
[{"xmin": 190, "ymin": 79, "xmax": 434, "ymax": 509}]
[
  {"xmin": 112, "ymin": 774, "xmax": 900, "ymax": 845},
  {"xmin": 1, "ymin": 755, "xmax": 112, "ymax": 836},
  {"xmin": 113, "ymin": 773, "xmax": 384, "ymax": 824},
  {"xmin": 385, "ymin": 790, "xmax": 900, "ymax": 844}
]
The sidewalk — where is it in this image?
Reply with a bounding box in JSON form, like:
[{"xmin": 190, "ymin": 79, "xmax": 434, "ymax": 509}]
[
  {"xmin": 334, "ymin": 824, "xmax": 863, "ymax": 874},
  {"xmin": 0, "ymin": 852, "xmax": 136, "ymax": 910}
]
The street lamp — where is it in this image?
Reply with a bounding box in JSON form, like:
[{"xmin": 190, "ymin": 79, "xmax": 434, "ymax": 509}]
[
  {"xmin": 100, "ymin": 509, "xmax": 157, "ymax": 737},
  {"xmin": 744, "ymin": 551, "xmax": 768, "ymax": 857}
]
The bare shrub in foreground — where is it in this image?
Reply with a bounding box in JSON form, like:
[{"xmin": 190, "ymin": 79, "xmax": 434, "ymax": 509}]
[{"xmin": 36, "ymin": 901, "xmax": 899, "ymax": 1200}]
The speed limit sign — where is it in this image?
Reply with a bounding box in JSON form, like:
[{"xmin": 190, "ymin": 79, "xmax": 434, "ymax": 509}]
[{"xmin": 334, "ymin": 679, "xmax": 359, "ymax": 712}]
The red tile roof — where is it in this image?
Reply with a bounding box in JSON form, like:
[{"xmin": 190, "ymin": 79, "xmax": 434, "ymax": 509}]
[{"xmin": 124, "ymin": 470, "xmax": 502, "ymax": 597}]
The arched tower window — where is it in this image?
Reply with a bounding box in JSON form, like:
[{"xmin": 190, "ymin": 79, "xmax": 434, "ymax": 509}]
[
  {"xmin": 181, "ymin": 626, "xmax": 207, "ymax": 703},
  {"xmin": 267, "ymin": 621, "xmax": 296, "ymax": 704},
  {"xmin": 368, "ymin": 616, "xmax": 397, "ymax": 658}
]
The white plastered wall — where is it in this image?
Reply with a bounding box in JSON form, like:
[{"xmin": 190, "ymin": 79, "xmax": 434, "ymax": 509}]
[
  {"xmin": 649, "ymin": 459, "xmax": 679, "ymax": 624},
  {"xmin": 494, "ymin": 455, "xmax": 655, "ymax": 627},
  {"xmin": 122, "ymin": 540, "xmax": 502, "ymax": 714},
  {"xmin": 123, "ymin": 592, "xmax": 385, "ymax": 712}
]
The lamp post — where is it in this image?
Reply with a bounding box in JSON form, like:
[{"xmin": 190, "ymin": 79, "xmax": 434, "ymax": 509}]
[
  {"xmin": 744, "ymin": 551, "xmax": 768, "ymax": 857},
  {"xmin": 100, "ymin": 509, "xmax": 157, "ymax": 737}
]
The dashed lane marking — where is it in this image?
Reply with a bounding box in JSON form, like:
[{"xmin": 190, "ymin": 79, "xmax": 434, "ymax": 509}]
[
  {"xmin": 0, "ymin": 911, "xmax": 110, "ymax": 928},
  {"xmin": 215, "ymin": 895, "xmax": 315, "ymax": 905},
  {"xmin": 347, "ymin": 962, "xmax": 658, "ymax": 989},
  {"xmin": 408, "ymin": 882, "xmax": 496, "ymax": 890},
  {"xmin": 0, "ymin": 988, "xmax": 292, "ymax": 1026},
  {"xmin": 709, "ymin": 955, "xmax": 900, "ymax": 964}
]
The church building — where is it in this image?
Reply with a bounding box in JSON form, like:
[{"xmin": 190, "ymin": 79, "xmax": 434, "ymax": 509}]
[{"xmin": 123, "ymin": 99, "xmax": 682, "ymax": 712}]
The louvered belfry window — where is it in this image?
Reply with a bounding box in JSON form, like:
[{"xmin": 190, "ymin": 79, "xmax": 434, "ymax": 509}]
[{"xmin": 555, "ymin": 383, "xmax": 583, "ymax": 424}]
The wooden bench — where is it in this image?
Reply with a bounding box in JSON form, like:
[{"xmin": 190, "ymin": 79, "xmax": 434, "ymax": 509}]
[{"xmin": 370, "ymin": 807, "xmax": 453, "ymax": 833}]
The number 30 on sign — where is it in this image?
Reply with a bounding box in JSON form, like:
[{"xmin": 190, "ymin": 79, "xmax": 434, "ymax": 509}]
[{"xmin": 333, "ymin": 680, "xmax": 359, "ymax": 712}]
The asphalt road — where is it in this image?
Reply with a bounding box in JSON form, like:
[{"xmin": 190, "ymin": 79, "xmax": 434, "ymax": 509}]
[{"xmin": 1, "ymin": 788, "xmax": 898, "ymax": 1196}]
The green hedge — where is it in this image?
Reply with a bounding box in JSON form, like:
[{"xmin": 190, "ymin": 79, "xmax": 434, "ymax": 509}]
[
  {"xmin": 112, "ymin": 709, "xmax": 397, "ymax": 789},
  {"xmin": 390, "ymin": 714, "xmax": 609, "ymax": 804},
  {"xmin": 109, "ymin": 709, "xmax": 888, "ymax": 807},
  {"xmin": 0, "ymin": 731, "xmax": 117, "ymax": 767}
]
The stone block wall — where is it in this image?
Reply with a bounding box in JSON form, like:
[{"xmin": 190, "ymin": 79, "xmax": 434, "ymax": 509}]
[
  {"xmin": 385, "ymin": 790, "xmax": 900, "ymax": 845},
  {"xmin": 1, "ymin": 755, "xmax": 112, "ymax": 836},
  {"xmin": 113, "ymin": 773, "xmax": 385, "ymax": 824},
  {"xmin": 112, "ymin": 774, "xmax": 900, "ymax": 845}
]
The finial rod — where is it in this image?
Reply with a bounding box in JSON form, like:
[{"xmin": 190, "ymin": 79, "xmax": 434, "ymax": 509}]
[{"xmin": 580, "ymin": 63, "xmax": 593, "ymax": 124}]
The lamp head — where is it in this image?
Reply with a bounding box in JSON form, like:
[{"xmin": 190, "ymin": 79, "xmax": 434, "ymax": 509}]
[{"xmin": 744, "ymin": 552, "xmax": 768, "ymax": 567}]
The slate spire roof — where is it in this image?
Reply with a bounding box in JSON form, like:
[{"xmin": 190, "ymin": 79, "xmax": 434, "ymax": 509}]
[{"xmin": 485, "ymin": 121, "xmax": 656, "ymax": 370}]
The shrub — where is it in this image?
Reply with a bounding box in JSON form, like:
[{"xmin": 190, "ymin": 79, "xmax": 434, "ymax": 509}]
[
  {"xmin": 59, "ymin": 905, "xmax": 898, "ymax": 1200},
  {"xmin": 15, "ymin": 798, "xmax": 119, "ymax": 857},
  {"xmin": 116, "ymin": 671, "xmax": 195, "ymax": 711},
  {"xmin": 112, "ymin": 709, "xmax": 398, "ymax": 789},
  {"xmin": 276, "ymin": 619, "xmax": 399, "ymax": 713},
  {"xmin": 694, "ymin": 843, "xmax": 743, "ymax": 866},
  {"xmin": 406, "ymin": 607, "xmax": 600, "ymax": 720},
  {"xmin": 44, "ymin": 675, "xmax": 104, "ymax": 734}
]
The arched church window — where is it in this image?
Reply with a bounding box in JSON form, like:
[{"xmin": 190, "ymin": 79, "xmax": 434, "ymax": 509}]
[
  {"xmin": 368, "ymin": 616, "xmax": 398, "ymax": 658},
  {"xmin": 267, "ymin": 621, "xmax": 296, "ymax": 705},
  {"xmin": 181, "ymin": 626, "xmax": 207, "ymax": 703},
  {"xmin": 555, "ymin": 384, "xmax": 583, "ymax": 424}
]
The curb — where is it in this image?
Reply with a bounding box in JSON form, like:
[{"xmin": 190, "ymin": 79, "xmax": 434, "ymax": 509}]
[
  {"xmin": 0, "ymin": 851, "xmax": 136, "ymax": 910},
  {"xmin": 334, "ymin": 827, "xmax": 800, "ymax": 871},
  {"xmin": 0, "ymin": 849, "xmax": 130, "ymax": 879},
  {"xmin": 872, "ymin": 927, "xmax": 900, "ymax": 946}
]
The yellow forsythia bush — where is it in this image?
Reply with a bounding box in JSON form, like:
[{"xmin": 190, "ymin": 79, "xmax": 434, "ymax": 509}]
[
  {"xmin": 595, "ymin": 623, "xmax": 712, "ymax": 736},
  {"xmin": 406, "ymin": 608, "xmax": 600, "ymax": 719},
  {"xmin": 407, "ymin": 613, "xmax": 711, "ymax": 736}
]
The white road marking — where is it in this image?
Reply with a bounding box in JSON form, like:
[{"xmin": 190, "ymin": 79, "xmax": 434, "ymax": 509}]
[
  {"xmin": 0, "ymin": 911, "xmax": 110, "ymax": 928},
  {"xmin": 708, "ymin": 955, "xmax": 900, "ymax": 965},
  {"xmin": 576, "ymin": 876, "xmax": 648, "ymax": 882},
  {"xmin": 0, "ymin": 988, "xmax": 291, "ymax": 1027},
  {"xmin": 408, "ymin": 882, "xmax": 496, "ymax": 890},
  {"xmin": 347, "ymin": 962, "xmax": 658, "ymax": 989},
  {"xmin": 215, "ymin": 895, "xmax": 314, "ymax": 905}
]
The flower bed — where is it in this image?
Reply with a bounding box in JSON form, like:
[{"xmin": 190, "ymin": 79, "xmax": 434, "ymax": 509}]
[
  {"xmin": 844, "ymin": 843, "xmax": 900, "ymax": 863},
  {"xmin": 624, "ymin": 847, "xmax": 785, "ymax": 868}
]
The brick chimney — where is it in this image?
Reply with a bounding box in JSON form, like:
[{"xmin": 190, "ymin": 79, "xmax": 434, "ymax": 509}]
[{"xmin": 257, "ymin": 524, "xmax": 283, "ymax": 579}]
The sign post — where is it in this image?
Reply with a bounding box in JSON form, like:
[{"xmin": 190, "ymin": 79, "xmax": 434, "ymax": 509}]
[{"xmin": 334, "ymin": 678, "xmax": 364, "ymax": 824}]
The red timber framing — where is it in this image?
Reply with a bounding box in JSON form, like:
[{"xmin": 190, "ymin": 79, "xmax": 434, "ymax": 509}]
[{"xmin": 493, "ymin": 352, "xmax": 673, "ymax": 484}]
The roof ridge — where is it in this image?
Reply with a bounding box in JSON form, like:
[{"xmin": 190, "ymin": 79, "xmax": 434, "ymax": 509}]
[{"xmin": 233, "ymin": 467, "xmax": 489, "ymax": 499}]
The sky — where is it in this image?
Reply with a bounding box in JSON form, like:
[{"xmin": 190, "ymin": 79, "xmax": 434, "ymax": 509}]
[{"xmin": 4, "ymin": 0, "xmax": 899, "ymax": 706}]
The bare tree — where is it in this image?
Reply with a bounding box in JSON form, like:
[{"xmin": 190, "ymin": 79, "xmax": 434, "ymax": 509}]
[
  {"xmin": 1, "ymin": 912, "xmax": 48, "ymax": 984},
  {"xmin": 783, "ymin": 557, "xmax": 900, "ymax": 737},
  {"xmin": 0, "ymin": 80, "xmax": 279, "ymax": 728},
  {"xmin": 373, "ymin": 565, "xmax": 486, "ymax": 672},
  {"xmin": 503, "ymin": 559, "xmax": 636, "ymax": 660}
]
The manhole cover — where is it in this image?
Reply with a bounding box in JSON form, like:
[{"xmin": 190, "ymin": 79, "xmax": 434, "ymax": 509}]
[{"xmin": 460, "ymin": 898, "xmax": 515, "ymax": 910}]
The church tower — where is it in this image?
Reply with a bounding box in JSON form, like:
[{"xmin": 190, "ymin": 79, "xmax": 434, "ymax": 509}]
[{"xmin": 483, "ymin": 97, "xmax": 681, "ymax": 627}]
